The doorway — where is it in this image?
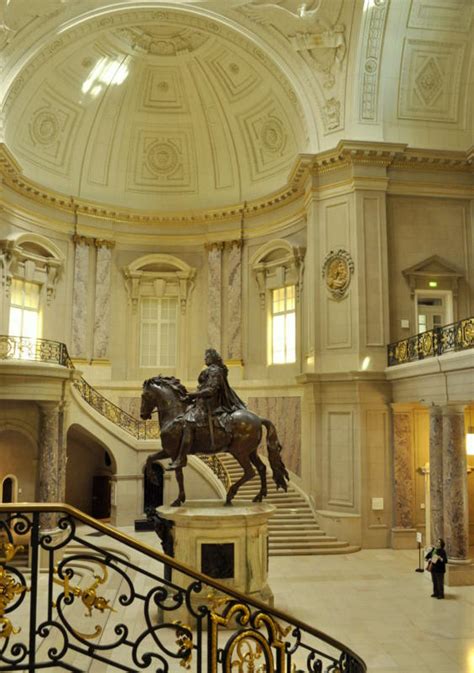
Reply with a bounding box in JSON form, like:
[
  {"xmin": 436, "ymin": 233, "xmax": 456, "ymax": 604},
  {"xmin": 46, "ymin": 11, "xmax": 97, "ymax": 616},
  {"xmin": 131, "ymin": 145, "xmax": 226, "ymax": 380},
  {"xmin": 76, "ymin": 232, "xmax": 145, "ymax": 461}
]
[{"xmin": 415, "ymin": 290, "xmax": 453, "ymax": 334}]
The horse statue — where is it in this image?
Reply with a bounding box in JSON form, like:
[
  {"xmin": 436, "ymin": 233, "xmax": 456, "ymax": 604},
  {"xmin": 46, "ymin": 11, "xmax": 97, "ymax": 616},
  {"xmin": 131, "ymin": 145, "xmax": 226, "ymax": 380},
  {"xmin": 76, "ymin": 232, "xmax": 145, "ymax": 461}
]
[{"xmin": 140, "ymin": 376, "xmax": 289, "ymax": 506}]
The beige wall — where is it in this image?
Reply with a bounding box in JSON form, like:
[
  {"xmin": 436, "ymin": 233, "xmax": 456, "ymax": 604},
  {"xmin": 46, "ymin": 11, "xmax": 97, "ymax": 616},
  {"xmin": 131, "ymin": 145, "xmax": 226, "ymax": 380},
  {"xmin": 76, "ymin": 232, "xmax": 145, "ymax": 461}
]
[
  {"xmin": 0, "ymin": 429, "xmax": 37, "ymax": 502},
  {"xmin": 387, "ymin": 196, "xmax": 472, "ymax": 342}
]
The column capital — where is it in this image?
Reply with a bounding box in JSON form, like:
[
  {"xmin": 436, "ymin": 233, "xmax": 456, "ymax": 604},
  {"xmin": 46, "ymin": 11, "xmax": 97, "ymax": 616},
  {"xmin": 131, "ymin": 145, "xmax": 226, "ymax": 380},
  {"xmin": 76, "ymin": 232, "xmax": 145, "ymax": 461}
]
[{"xmin": 205, "ymin": 241, "xmax": 225, "ymax": 253}]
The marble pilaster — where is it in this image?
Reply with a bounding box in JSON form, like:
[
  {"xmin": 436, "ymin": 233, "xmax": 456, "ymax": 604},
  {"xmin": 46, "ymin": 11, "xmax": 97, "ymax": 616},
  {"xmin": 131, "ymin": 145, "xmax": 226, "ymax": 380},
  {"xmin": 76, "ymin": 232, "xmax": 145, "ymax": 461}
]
[
  {"xmin": 392, "ymin": 412, "xmax": 415, "ymax": 529},
  {"xmin": 429, "ymin": 405, "xmax": 443, "ymax": 543},
  {"xmin": 71, "ymin": 236, "xmax": 92, "ymax": 358},
  {"xmin": 226, "ymin": 240, "xmax": 242, "ymax": 361},
  {"xmin": 93, "ymin": 240, "xmax": 114, "ymax": 359},
  {"xmin": 442, "ymin": 406, "xmax": 469, "ymax": 560},
  {"xmin": 57, "ymin": 404, "xmax": 68, "ymax": 504},
  {"xmin": 38, "ymin": 403, "xmax": 60, "ymax": 529},
  {"xmin": 206, "ymin": 242, "xmax": 223, "ymax": 350}
]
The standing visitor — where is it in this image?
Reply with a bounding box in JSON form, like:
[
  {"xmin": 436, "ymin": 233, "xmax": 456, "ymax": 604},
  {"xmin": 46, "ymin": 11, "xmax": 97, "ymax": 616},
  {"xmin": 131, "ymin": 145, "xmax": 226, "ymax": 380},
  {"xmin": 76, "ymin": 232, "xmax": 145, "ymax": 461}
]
[{"xmin": 425, "ymin": 538, "xmax": 448, "ymax": 599}]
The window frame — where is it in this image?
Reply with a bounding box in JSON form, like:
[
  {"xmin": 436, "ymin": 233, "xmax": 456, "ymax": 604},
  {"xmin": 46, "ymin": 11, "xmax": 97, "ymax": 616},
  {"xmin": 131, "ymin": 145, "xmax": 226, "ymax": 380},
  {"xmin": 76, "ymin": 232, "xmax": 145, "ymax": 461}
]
[
  {"xmin": 139, "ymin": 296, "xmax": 179, "ymax": 369},
  {"xmin": 270, "ymin": 285, "xmax": 296, "ymax": 365}
]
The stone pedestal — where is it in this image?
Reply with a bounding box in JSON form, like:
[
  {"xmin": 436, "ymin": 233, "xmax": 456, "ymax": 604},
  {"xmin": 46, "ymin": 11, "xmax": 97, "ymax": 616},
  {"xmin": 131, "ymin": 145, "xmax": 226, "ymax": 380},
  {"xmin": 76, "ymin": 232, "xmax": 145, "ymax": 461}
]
[{"xmin": 157, "ymin": 500, "xmax": 275, "ymax": 621}]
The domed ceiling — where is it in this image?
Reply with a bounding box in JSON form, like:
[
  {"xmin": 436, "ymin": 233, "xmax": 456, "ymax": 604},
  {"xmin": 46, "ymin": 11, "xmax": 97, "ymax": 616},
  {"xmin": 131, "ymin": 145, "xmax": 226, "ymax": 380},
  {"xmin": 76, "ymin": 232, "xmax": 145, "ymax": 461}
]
[
  {"xmin": 2, "ymin": 6, "xmax": 310, "ymax": 211},
  {"xmin": 1, "ymin": 0, "xmax": 472, "ymax": 216}
]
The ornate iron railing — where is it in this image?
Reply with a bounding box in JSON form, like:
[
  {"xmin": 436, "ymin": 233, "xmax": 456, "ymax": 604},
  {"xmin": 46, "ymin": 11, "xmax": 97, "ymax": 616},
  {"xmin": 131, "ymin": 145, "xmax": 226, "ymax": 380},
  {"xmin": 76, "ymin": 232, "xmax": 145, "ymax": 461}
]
[
  {"xmin": 387, "ymin": 317, "xmax": 474, "ymax": 367},
  {"xmin": 0, "ymin": 335, "xmax": 71, "ymax": 366},
  {"xmin": 72, "ymin": 377, "xmax": 159, "ymax": 441},
  {"xmin": 0, "ymin": 334, "xmax": 159, "ymax": 440},
  {"xmin": 0, "ymin": 503, "xmax": 366, "ymax": 673},
  {"xmin": 196, "ymin": 455, "xmax": 232, "ymax": 490}
]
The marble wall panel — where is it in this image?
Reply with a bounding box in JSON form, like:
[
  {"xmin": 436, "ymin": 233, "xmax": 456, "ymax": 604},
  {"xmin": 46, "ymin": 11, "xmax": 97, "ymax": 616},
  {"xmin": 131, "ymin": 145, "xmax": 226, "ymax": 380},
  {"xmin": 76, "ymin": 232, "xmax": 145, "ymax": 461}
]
[
  {"xmin": 207, "ymin": 243, "xmax": 223, "ymax": 350},
  {"xmin": 247, "ymin": 397, "xmax": 301, "ymax": 477},
  {"xmin": 71, "ymin": 239, "xmax": 90, "ymax": 358},
  {"xmin": 93, "ymin": 243, "xmax": 112, "ymax": 359},
  {"xmin": 392, "ymin": 412, "xmax": 415, "ymax": 528},
  {"xmin": 442, "ymin": 407, "xmax": 469, "ymax": 559},
  {"xmin": 226, "ymin": 240, "xmax": 242, "ymax": 361},
  {"xmin": 429, "ymin": 405, "xmax": 443, "ymax": 542}
]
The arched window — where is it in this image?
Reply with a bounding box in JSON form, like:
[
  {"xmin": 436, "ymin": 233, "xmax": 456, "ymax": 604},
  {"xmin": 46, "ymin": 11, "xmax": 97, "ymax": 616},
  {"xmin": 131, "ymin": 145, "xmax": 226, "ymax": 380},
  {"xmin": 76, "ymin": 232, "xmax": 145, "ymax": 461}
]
[
  {"xmin": 1, "ymin": 233, "xmax": 64, "ymax": 343},
  {"xmin": 251, "ymin": 240, "xmax": 305, "ymax": 366},
  {"xmin": 123, "ymin": 254, "xmax": 195, "ymax": 375}
]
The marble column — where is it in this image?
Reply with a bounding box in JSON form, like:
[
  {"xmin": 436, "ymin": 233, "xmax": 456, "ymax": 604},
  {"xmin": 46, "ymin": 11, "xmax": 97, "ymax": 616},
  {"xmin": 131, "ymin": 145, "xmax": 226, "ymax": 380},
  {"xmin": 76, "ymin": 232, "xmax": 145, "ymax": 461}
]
[
  {"xmin": 38, "ymin": 403, "xmax": 60, "ymax": 529},
  {"xmin": 429, "ymin": 405, "xmax": 444, "ymax": 543},
  {"xmin": 71, "ymin": 235, "xmax": 92, "ymax": 358},
  {"xmin": 392, "ymin": 411, "xmax": 415, "ymax": 528},
  {"xmin": 226, "ymin": 239, "xmax": 242, "ymax": 361},
  {"xmin": 57, "ymin": 403, "xmax": 68, "ymax": 504},
  {"xmin": 93, "ymin": 239, "xmax": 114, "ymax": 360},
  {"xmin": 442, "ymin": 405, "xmax": 469, "ymax": 560},
  {"xmin": 206, "ymin": 242, "xmax": 223, "ymax": 350}
]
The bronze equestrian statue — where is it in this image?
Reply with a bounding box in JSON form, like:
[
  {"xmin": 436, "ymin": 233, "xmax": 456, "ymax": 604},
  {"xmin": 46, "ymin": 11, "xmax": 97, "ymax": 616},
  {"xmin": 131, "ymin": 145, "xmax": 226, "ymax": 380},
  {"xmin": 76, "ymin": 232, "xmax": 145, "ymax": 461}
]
[{"xmin": 140, "ymin": 348, "xmax": 289, "ymax": 506}]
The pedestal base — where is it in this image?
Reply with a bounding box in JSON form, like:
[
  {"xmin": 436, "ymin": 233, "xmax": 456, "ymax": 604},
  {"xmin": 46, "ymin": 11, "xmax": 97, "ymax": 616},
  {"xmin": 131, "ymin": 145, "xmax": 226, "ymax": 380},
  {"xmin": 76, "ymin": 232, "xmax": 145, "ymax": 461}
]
[
  {"xmin": 157, "ymin": 500, "xmax": 275, "ymax": 620},
  {"xmin": 445, "ymin": 559, "xmax": 474, "ymax": 586}
]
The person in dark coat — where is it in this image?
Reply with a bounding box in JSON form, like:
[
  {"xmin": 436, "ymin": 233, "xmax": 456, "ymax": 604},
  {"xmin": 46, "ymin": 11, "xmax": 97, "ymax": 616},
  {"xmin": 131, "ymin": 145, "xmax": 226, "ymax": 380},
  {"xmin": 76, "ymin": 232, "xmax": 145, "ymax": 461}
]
[
  {"xmin": 167, "ymin": 348, "xmax": 246, "ymax": 469},
  {"xmin": 425, "ymin": 538, "xmax": 448, "ymax": 599}
]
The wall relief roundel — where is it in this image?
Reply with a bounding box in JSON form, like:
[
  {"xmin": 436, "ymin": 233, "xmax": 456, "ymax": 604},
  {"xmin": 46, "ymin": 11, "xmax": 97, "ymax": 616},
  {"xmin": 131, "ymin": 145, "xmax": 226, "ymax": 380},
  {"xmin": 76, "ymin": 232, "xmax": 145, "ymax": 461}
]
[{"xmin": 322, "ymin": 249, "xmax": 354, "ymax": 299}]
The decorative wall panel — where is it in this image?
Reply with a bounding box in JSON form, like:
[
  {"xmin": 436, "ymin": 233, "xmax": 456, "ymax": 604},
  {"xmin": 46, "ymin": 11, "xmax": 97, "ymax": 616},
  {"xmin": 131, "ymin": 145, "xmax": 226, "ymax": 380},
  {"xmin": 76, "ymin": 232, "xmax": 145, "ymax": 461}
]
[
  {"xmin": 206, "ymin": 243, "xmax": 223, "ymax": 351},
  {"xmin": 93, "ymin": 242, "xmax": 113, "ymax": 360},
  {"xmin": 325, "ymin": 201, "xmax": 350, "ymax": 250},
  {"xmin": 247, "ymin": 397, "xmax": 301, "ymax": 477},
  {"xmin": 363, "ymin": 197, "xmax": 384, "ymax": 347},
  {"xmin": 15, "ymin": 86, "xmax": 82, "ymax": 173},
  {"xmin": 398, "ymin": 39, "xmax": 465, "ymax": 122},
  {"xmin": 226, "ymin": 240, "xmax": 242, "ymax": 362},
  {"xmin": 359, "ymin": 0, "xmax": 389, "ymax": 122},
  {"xmin": 392, "ymin": 412, "xmax": 415, "ymax": 529},
  {"xmin": 206, "ymin": 48, "xmax": 260, "ymax": 102},
  {"xmin": 326, "ymin": 296, "xmax": 351, "ymax": 349},
  {"xmin": 408, "ymin": 0, "xmax": 472, "ymax": 32},
  {"xmin": 327, "ymin": 411, "xmax": 354, "ymax": 507},
  {"xmin": 366, "ymin": 410, "xmax": 389, "ymax": 527},
  {"xmin": 71, "ymin": 237, "xmax": 91, "ymax": 359},
  {"xmin": 127, "ymin": 127, "xmax": 196, "ymax": 192},
  {"xmin": 140, "ymin": 66, "xmax": 188, "ymax": 112}
]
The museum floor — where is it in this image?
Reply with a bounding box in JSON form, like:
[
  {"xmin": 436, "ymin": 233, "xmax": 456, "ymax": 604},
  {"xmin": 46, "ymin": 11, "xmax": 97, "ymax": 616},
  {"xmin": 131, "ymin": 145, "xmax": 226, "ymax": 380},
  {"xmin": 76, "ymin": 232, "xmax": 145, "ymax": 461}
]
[{"xmin": 122, "ymin": 527, "xmax": 474, "ymax": 673}]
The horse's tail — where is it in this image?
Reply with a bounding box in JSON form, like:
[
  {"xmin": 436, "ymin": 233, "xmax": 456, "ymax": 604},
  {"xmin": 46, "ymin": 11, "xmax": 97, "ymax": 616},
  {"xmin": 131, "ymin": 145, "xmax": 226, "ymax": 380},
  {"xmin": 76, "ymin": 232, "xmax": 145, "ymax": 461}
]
[{"xmin": 262, "ymin": 419, "xmax": 289, "ymax": 492}]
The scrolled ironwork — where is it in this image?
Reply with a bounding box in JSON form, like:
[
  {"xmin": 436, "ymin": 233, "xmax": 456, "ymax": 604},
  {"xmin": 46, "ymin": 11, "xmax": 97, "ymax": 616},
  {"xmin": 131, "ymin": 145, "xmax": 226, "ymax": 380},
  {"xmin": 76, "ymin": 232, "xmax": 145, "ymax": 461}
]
[
  {"xmin": 0, "ymin": 503, "xmax": 366, "ymax": 672},
  {"xmin": 387, "ymin": 317, "xmax": 474, "ymax": 366},
  {"xmin": 0, "ymin": 334, "xmax": 159, "ymax": 440}
]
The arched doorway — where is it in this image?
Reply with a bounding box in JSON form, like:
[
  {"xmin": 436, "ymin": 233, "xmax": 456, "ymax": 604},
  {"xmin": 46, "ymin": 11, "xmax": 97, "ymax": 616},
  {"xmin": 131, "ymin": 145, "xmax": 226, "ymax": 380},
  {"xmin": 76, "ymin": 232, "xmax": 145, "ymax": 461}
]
[
  {"xmin": 66, "ymin": 425, "xmax": 116, "ymax": 519},
  {"xmin": 2, "ymin": 477, "xmax": 15, "ymax": 503}
]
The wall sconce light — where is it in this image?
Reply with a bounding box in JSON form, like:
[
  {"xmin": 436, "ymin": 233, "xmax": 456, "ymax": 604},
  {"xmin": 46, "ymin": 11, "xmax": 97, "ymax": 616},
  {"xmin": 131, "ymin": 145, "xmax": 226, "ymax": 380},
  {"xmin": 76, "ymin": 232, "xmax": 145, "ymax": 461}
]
[{"xmin": 428, "ymin": 280, "xmax": 438, "ymax": 288}]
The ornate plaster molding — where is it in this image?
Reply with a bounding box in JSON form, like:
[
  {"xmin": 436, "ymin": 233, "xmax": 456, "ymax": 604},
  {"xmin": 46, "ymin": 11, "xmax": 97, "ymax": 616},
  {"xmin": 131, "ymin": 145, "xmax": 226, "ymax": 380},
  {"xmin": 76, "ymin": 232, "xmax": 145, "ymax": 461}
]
[
  {"xmin": 123, "ymin": 253, "xmax": 196, "ymax": 315},
  {"xmin": 251, "ymin": 238, "xmax": 305, "ymax": 309}
]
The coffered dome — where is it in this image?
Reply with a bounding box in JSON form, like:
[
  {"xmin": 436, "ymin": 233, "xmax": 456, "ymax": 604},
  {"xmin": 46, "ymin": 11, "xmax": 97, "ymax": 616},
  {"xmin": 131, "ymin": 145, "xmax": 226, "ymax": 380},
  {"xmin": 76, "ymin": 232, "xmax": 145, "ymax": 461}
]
[{"xmin": 3, "ymin": 6, "xmax": 309, "ymax": 212}]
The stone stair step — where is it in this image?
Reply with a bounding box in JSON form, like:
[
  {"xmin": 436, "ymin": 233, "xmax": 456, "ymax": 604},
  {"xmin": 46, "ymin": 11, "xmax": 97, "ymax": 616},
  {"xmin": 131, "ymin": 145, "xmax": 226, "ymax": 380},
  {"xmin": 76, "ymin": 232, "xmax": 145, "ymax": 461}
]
[{"xmin": 270, "ymin": 545, "xmax": 361, "ymax": 556}]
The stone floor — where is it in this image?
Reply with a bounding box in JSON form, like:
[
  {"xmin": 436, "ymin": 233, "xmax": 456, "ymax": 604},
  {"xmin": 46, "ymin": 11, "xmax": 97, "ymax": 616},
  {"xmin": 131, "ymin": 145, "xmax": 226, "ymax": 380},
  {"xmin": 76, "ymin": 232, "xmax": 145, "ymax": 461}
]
[{"xmin": 268, "ymin": 546, "xmax": 474, "ymax": 673}]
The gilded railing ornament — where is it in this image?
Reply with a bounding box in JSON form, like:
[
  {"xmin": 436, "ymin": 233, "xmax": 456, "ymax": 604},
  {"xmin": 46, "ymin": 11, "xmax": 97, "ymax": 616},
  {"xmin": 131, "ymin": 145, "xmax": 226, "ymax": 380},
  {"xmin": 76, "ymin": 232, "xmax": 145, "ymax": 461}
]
[
  {"xmin": 198, "ymin": 454, "xmax": 232, "ymax": 490},
  {"xmin": 387, "ymin": 317, "xmax": 474, "ymax": 366},
  {"xmin": 53, "ymin": 561, "xmax": 115, "ymax": 637},
  {"xmin": 172, "ymin": 621, "xmax": 193, "ymax": 670},
  {"xmin": 0, "ymin": 547, "xmax": 28, "ymax": 640},
  {"xmin": 322, "ymin": 249, "xmax": 354, "ymax": 299}
]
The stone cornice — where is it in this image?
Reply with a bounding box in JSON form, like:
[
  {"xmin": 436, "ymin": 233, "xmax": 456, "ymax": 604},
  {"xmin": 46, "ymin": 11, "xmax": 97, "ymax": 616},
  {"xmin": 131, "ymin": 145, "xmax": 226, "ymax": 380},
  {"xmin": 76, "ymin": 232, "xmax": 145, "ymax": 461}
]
[{"xmin": 0, "ymin": 142, "xmax": 472, "ymax": 229}]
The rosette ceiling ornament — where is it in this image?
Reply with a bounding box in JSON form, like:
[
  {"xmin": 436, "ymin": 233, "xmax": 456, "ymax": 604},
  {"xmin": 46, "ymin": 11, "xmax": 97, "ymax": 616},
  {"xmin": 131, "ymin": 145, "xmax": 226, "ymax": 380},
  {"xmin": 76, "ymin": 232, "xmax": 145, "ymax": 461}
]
[{"xmin": 1, "ymin": 3, "xmax": 315, "ymax": 213}]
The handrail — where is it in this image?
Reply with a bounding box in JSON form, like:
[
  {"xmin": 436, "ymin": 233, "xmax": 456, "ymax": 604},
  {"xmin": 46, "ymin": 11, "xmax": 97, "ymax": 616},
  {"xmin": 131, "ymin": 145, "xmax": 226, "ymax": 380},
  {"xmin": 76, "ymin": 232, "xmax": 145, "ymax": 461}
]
[
  {"xmin": 0, "ymin": 334, "xmax": 159, "ymax": 439},
  {"xmin": 0, "ymin": 503, "xmax": 366, "ymax": 672},
  {"xmin": 0, "ymin": 335, "xmax": 240, "ymax": 490},
  {"xmin": 387, "ymin": 316, "xmax": 474, "ymax": 366}
]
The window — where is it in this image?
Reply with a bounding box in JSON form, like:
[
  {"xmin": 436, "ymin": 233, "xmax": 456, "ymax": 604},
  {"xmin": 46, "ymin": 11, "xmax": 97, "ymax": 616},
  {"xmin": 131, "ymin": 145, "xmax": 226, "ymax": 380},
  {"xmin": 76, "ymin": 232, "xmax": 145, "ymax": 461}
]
[
  {"xmin": 140, "ymin": 297, "xmax": 178, "ymax": 367},
  {"xmin": 9, "ymin": 279, "xmax": 41, "ymax": 339},
  {"xmin": 271, "ymin": 285, "xmax": 296, "ymax": 364}
]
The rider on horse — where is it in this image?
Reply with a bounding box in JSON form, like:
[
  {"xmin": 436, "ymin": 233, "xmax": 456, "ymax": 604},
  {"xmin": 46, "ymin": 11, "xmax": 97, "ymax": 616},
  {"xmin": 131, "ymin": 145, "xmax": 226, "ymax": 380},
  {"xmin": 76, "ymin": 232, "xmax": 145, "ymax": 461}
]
[{"xmin": 167, "ymin": 348, "xmax": 246, "ymax": 470}]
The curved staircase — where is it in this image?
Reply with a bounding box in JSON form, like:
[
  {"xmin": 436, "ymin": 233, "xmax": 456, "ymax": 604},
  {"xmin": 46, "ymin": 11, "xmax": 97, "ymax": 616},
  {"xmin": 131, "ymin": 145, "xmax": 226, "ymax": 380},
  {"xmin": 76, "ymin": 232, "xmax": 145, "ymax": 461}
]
[{"xmin": 219, "ymin": 454, "xmax": 360, "ymax": 557}]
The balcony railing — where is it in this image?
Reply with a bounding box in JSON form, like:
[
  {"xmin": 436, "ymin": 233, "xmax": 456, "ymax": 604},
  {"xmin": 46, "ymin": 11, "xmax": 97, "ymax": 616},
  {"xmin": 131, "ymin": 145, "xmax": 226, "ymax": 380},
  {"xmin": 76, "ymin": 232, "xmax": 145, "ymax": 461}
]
[
  {"xmin": 0, "ymin": 503, "xmax": 366, "ymax": 672},
  {"xmin": 0, "ymin": 335, "xmax": 159, "ymax": 439},
  {"xmin": 0, "ymin": 335, "xmax": 230, "ymax": 488},
  {"xmin": 387, "ymin": 317, "xmax": 474, "ymax": 367}
]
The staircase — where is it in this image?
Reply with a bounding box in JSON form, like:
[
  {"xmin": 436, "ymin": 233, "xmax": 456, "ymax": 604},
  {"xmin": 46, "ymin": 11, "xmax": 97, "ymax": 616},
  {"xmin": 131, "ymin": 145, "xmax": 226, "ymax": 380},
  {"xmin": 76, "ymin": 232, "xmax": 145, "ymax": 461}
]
[{"xmin": 219, "ymin": 454, "xmax": 359, "ymax": 556}]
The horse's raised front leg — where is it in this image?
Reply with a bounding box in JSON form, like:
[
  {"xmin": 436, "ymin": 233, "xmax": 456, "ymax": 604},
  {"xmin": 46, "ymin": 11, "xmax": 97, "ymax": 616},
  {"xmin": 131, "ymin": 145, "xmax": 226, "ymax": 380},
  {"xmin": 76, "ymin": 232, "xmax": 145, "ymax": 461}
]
[
  {"xmin": 249, "ymin": 451, "xmax": 267, "ymax": 502},
  {"xmin": 225, "ymin": 453, "xmax": 255, "ymax": 506},
  {"xmin": 171, "ymin": 467, "xmax": 186, "ymax": 507}
]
